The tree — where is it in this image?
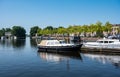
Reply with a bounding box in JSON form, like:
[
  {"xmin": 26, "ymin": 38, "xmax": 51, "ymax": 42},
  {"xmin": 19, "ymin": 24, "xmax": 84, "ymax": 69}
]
[
  {"xmin": 43, "ymin": 26, "xmax": 53, "ymax": 30},
  {"xmin": 52, "ymin": 28, "xmax": 58, "ymax": 34},
  {"xmin": 43, "ymin": 26, "xmax": 54, "ymax": 34},
  {"xmin": 30, "ymin": 26, "xmax": 39, "ymax": 36},
  {"xmin": 58, "ymin": 26, "xmax": 64, "ymax": 29},
  {"xmin": 37, "ymin": 28, "xmax": 42, "ymax": 36},
  {"xmin": 5, "ymin": 28, "xmax": 11, "ymax": 32},
  {"xmin": 105, "ymin": 21, "xmax": 112, "ymax": 32},
  {"xmin": 95, "ymin": 21, "xmax": 103, "ymax": 37},
  {"xmin": 0, "ymin": 30, "xmax": 4, "ymax": 37},
  {"xmin": 57, "ymin": 27, "xmax": 68, "ymax": 34},
  {"xmin": 0, "ymin": 28, "xmax": 5, "ymax": 36},
  {"xmin": 67, "ymin": 25, "xmax": 82, "ymax": 34},
  {"xmin": 11, "ymin": 26, "xmax": 26, "ymax": 38}
]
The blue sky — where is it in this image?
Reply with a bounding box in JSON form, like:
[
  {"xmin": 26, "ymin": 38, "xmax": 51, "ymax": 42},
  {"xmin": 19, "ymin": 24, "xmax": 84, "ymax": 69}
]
[{"xmin": 0, "ymin": 0, "xmax": 120, "ymax": 34}]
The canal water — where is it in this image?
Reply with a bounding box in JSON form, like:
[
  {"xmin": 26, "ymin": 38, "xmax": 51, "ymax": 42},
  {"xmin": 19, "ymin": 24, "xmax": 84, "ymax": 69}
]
[{"xmin": 0, "ymin": 37, "xmax": 120, "ymax": 77}]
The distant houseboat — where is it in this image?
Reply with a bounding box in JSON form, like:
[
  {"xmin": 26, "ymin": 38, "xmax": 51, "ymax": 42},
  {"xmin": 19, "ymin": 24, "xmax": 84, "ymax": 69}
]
[{"xmin": 37, "ymin": 40, "xmax": 82, "ymax": 52}]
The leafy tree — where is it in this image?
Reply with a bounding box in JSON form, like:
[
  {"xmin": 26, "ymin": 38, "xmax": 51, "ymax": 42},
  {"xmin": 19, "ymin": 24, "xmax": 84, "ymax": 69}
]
[
  {"xmin": 95, "ymin": 21, "xmax": 103, "ymax": 37},
  {"xmin": 52, "ymin": 28, "xmax": 58, "ymax": 34},
  {"xmin": 105, "ymin": 21, "xmax": 112, "ymax": 32},
  {"xmin": 57, "ymin": 27, "xmax": 68, "ymax": 34},
  {"xmin": 83, "ymin": 25, "xmax": 89, "ymax": 32},
  {"xmin": 67, "ymin": 25, "xmax": 81, "ymax": 33},
  {"xmin": 58, "ymin": 26, "xmax": 64, "ymax": 29},
  {"xmin": 102, "ymin": 26, "xmax": 108, "ymax": 32},
  {"xmin": 37, "ymin": 28, "xmax": 42, "ymax": 36},
  {"xmin": 43, "ymin": 26, "xmax": 55, "ymax": 34},
  {"xmin": 5, "ymin": 28, "xmax": 11, "ymax": 32},
  {"xmin": 89, "ymin": 24, "xmax": 96, "ymax": 33},
  {"xmin": 0, "ymin": 28, "xmax": 5, "ymax": 36},
  {"xmin": 43, "ymin": 26, "xmax": 53, "ymax": 30},
  {"xmin": 11, "ymin": 26, "xmax": 26, "ymax": 38},
  {"xmin": 30, "ymin": 26, "xmax": 39, "ymax": 36},
  {"xmin": 0, "ymin": 30, "xmax": 4, "ymax": 37},
  {"xmin": 30, "ymin": 21, "xmax": 115, "ymax": 38}
]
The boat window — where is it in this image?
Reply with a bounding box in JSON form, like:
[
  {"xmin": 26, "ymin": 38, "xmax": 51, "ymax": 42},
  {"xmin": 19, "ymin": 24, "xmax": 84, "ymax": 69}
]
[
  {"xmin": 55, "ymin": 42, "xmax": 59, "ymax": 44},
  {"xmin": 98, "ymin": 41, "xmax": 103, "ymax": 43},
  {"xmin": 104, "ymin": 41, "xmax": 108, "ymax": 43},
  {"xmin": 59, "ymin": 41, "xmax": 66, "ymax": 44},
  {"xmin": 51, "ymin": 42, "xmax": 54, "ymax": 45},
  {"xmin": 47, "ymin": 42, "xmax": 50, "ymax": 45},
  {"xmin": 59, "ymin": 41, "xmax": 62, "ymax": 43},
  {"xmin": 109, "ymin": 41, "xmax": 114, "ymax": 43},
  {"xmin": 47, "ymin": 42, "xmax": 54, "ymax": 45}
]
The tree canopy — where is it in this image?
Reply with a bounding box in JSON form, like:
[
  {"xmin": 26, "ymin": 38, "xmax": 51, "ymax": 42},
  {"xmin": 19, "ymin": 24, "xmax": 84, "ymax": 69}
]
[
  {"xmin": 11, "ymin": 26, "xmax": 26, "ymax": 38},
  {"xmin": 0, "ymin": 21, "xmax": 115, "ymax": 38},
  {"xmin": 35, "ymin": 21, "xmax": 113, "ymax": 37},
  {"xmin": 43, "ymin": 26, "xmax": 53, "ymax": 30},
  {"xmin": 30, "ymin": 26, "xmax": 39, "ymax": 36}
]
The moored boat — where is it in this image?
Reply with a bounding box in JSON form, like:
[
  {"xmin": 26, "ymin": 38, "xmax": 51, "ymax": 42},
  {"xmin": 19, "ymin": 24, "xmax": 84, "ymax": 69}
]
[
  {"xmin": 84, "ymin": 38, "xmax": 120, "ymax": 49},
  {"xmin": 37, "ymin": 39, "xmax": 82, "ymax": 52}
]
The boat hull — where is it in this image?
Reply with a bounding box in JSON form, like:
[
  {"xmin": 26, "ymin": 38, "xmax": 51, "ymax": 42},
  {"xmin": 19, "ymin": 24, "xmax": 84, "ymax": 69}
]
[
  {"xmin": 38, "ymin": 44, "xmax": 82, "ymax": 52},
  {"xmin": 84, "ymin": 44, "xmax": 120, "ymax": 49}
]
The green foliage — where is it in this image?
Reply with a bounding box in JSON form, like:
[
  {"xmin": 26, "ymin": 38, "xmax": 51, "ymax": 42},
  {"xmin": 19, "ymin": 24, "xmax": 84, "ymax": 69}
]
[
  {"xmin": 0, "ymin": 28, "xmax": 5, "ymax": 36},
  {"xmin": 0, "ymin": 21, "xmax": 111, "ymax": 38},
  {"xmin": 67, "ymin": 25, "xmax": 81, "ymax": 33},
  {"xmin": 43, "ymin": 26, "xmax": 53, "ymax": 30},
  {"xmin": 37, "ymin": 28, "xmax": 42, "ymax": 36},
  {"xmin": 30, "ymin": 26, "xmax": 39, "ymax": 36},
  {"xmin": 0, "ymin": 30, "xmax": 4, "ymax": 37},
  {"xmin": 11, "ymin": 26, "xmax": 26, "ymax": 38},
  {"xmin": 0, "ymin": 21, "xmax": 114, "ymax": 38},
  {"xmin": 105, "ymin": 21, "xmax": 112, "ymax": 32},
  {"xmin": 5, "ymin": 28, "xmax": 11, "ymax": 32},
  {"xmin": 52, "ymin": 28, "xmax": 58, "ymax": 34},
  {"xmin": 35, "ymin": 21, "xmax": 113, "ymax": 38},
  {"xmin": 57, "ymin": 27, "xmax": 68, "ymax": 34}
]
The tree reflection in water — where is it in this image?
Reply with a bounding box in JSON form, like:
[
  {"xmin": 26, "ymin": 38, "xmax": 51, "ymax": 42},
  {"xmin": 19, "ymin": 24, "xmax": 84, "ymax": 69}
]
[
  {"xmin": 0, "ymin": 39, "xmax": 26, "ymax": 49},
  {"xmin": 30, "ymin": 39, "xmax": 37, "ymax": 47},
  {"xmin": 12, "ymin": 39, "xmax": 26, "ymax": 48}
]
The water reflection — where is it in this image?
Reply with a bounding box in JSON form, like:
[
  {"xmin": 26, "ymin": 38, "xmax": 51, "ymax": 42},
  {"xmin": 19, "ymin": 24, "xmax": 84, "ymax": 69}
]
[
  {"xmin": 37, "ymin": 51, "xmax": 82, "ymax": 71},
  {"xmin": 83, "ymin": 53, "xmax": 120, "ymax": 68},
  {"xmin": 0, "ymin": 39, "xmax": 11, "ymax": 47},
  {"xmin": 30, "ymin": 39, "xmax": 37, "ymax": 47},
  {"xmin": 37, "ymin": 51, "xmax": 82, "ymax": 63},
  {"xmin": 0, "ymin": 39, "xmax": 26, "ymax": 48},
  {"xmin": 12, "ymin": 39, "xmax": 26, "ymax": 48}
]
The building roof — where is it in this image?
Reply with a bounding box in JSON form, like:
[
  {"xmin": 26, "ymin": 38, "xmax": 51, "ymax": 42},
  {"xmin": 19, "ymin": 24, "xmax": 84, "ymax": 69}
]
[{"xmin": 112, "ymin": 24, "xmax": 120, "ymax": 27}]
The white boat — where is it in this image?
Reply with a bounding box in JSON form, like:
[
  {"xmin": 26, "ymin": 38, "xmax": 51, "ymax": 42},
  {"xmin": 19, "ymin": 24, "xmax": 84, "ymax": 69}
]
[
  {"xmin": 84, "ymin": 38, "xmax": 120, "ymax": 49},
  {"xmin": 37, "ymin": 39, "xmax": 82, "ymax": 52}
]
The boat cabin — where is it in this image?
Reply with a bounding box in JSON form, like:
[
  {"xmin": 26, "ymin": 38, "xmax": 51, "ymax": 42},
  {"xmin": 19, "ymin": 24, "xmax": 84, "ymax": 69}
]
[
  {"xmin": 39, "ymin": 40, "xmax": 61, "ymax": 46},
  {"xmin": 97, "ymin": 39, "xmax": 120, "ymax": 44}
]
